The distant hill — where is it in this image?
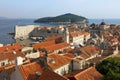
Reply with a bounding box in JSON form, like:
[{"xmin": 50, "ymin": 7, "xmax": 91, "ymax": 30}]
[{"xmin": 34, "ymin": 13, "xmax": 87, "ymax": 23}]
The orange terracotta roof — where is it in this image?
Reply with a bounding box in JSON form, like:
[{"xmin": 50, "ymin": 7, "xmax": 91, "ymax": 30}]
[
  {"xmin": 0, "ymin": 43, "xmax": 22, "ymax": 53},
  {"xmin": 114, "ymin": 54, "xmax": 120, "ymax": 58},
  {"xmin": 0, "ymin": 51, "xmax": 25, "ymax": 61},
  {"xmin": 32, "ymin": 40, "xmax": 56, "ymax": 50},
  {"xmin": 45, "ymin": 35, "xmax": 63, "ymax": 41},
  {"xmin": 104, "ymin": 34, "xmax": 112, "ymax": 39},
  {"xmin": 83, "ymin": 32, "xmax": 90, "ymax": 36},
  {"xmin": 63, "ymin": 53, "xmax": 76, "ymax": 59},
  {"xmin": 116, "ymin": 31, "xmax": 120, "ymax": 35},
  {"xmin": 74, "ymin": 67, "xmax": 103, "ymax": 80},
  {"xmin": 48, "ymin": 54, "xmax": 72, "ymax": 70},
  {"xmin": 4, "ymin": 64, "xmax": 15, "ymax": 70},
  {"xmin": 44, "ymin": 42, "xmax": 70, "ymax": 52},
  {"xmin": 70, "ymin": 31, "xmax": 90, "ymax": 38},
  {"xmin": 64, "ymin": 68, "xmax": 86, "ymax": 78},
  {"xmin": 80, "ymin": 45, "xmax": 100, "ymax": 56},
  {"xmin": 19, "ymin": 62, "xmax": 43, "ymax": 80},
  {"xmin": 0, "ymin": 66, "xmax": 4, "ymax": 73},
  {"xmin": 64, "ymin": 48, "xmax": 73, "ymax": 53},
  {"xmin": 80, "ymin": 53, "xmax": 89, "ymax": 59},
  {"xmin": 40, "ymin": 68, "xmax": 67, "ymax": 80},
  {"xmin": 104, "ymin": 31, "xmax": 111, "ymax": 35},
  {"xmin": 70, "ymin": 31, "xmax": 83, "ymax": 37},
  {"xmin": 111, "ymin": 38, "xmax": 119, "ymax": 42}
]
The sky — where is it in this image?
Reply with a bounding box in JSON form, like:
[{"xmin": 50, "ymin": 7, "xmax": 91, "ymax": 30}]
[{"xmin": 0, "ymin": 0, "xmax": 120, "ymax": 19}]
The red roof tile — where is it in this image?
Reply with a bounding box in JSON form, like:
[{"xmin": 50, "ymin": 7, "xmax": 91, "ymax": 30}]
[
  {"xmin": 80, "ymin": 45, "xmax": 100, "ymax": 56},
  {"xmin": 114, "ymin": 54, "xmax": 120, "ymax": 58},
  {"xmin": 74, "ymin": 67, "xmax": 103, "ymax": 80},
  {"xmin": 64, "ymin": 68, "xmax": 86, "ymax": 78},
  {"xmin": 70, "ymin": 31, "xmax": 83, "ymax": 38},
  {"xmin": 0, "ymin": 66, "xmax": 4, "ymax": 73},
  {"xmin": 0, "ymin": 51, "xmax": 25, "ymax": 61},
  {"xmin": 44, "ymin": 42, "xmax": 70, "ymax": 52},
  {"xmin": 0, "ymin": 43, "xmax": 22, "ymax": 53},
  {"xmin": 83, "ymin": 32, "xmax": 90, "ymax": 36},
  {"xmin": 32, "ymin": 40, "xmax": 56, "ymax": 50},
  {"xmin": 64, "ymin": 48, "xmax": 73, "ymax": 53},
  {"xmin": 111, "ymin": 38, "xmax": 119, "ymax": 42},
  {"xmin": 40, "ymin": 68, "xmax": 67, "ymax": 80},
  {"xmin": 80, "ymin": 53, "xmax": 89, "ymax": 59},
  {"xmin": 48, "ymin": 54, "xmax": 72, "ymax": 70},
  {"xmin": 63, "ymin": 53, "xmax": 76, "ymax": 59},
  {"xmin": 45, "ymin": 35, "xmax": 63, "ymax": 42},
  {"xmin": 19, "ymin": 62, "xmax": 43, "ymax": 80}
]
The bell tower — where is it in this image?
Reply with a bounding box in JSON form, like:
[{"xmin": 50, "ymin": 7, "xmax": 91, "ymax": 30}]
[
  {"xmin": 101, "ymin": 35, "xmax": 104, "ymax": 43},
  {"xmin": 64, "ymin": 27, "xmax": 69, "ymax": 43}
]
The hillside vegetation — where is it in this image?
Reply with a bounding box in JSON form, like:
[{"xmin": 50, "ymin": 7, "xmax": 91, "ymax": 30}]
[
  {"xmin": 96, "ymin": 57, "xmax": 120, "ymax": 80},
  {"xmin": 34, "ymin": 13, "xmax": 87, "ymax": 23}
]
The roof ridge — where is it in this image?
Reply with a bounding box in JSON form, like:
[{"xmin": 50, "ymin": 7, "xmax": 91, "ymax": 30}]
[
  {"xmin": 19, "ymin": 65, "xmax": 28, "ymax": 80},
  {"xmin": 22, "ymin": 62, "xmax": 37, "ymax": 67},
  {"xmin": 81, "ymin": 49, "xmax": 90, "ymax": 57}
]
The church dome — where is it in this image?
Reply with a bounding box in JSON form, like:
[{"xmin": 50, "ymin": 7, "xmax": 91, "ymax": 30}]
[
  {"xmin": 90, "ymin": 23, "xmax": 96, "ymax": 27},
  {"xmin": 100, "ymin": 21, "xmax": 106, "ymax": 25}
]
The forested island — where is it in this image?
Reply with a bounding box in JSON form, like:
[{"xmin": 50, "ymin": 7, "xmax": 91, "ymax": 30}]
[{"xmin": 34, "ymin": 13, "xmax": 87, "ymax": 24}]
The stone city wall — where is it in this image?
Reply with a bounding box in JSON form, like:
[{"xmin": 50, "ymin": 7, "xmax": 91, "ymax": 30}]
[{"xmin": 14, "ymin": 25, "xmax": 40, "ymax": 39}]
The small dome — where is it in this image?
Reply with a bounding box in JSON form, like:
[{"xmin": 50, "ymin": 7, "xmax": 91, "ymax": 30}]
[
  {"xmin": 90, "ymin": 23, "xmax": 96, "ymax": 27},
  {"xmin": 100, "ymin": 21, "xmax": 106, "ymax": 25}
]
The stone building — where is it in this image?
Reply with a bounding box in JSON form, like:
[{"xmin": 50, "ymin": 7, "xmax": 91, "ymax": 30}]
[{"xmin": 14, "ymin": 25, "xmax": 39, "ymax": 39}]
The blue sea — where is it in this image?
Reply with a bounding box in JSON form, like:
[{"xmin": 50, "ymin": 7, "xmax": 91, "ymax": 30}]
[{"xmin": 0, "ymin": 19, "xmax": 120, "ymax": 45}]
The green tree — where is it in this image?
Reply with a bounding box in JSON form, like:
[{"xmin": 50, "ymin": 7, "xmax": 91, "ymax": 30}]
[{"xmin": 96, "ymin": 57, "xmax": 120, "ymax": 80}]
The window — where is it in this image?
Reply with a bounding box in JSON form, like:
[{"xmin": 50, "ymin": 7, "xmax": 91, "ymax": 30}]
[
  {"xmin": 1, "ymin": 62, "xmax": 5, "ymax": 66},
  {"xmin": 63, "ymin": 68, "xmax": 66, "ymax": 75}
]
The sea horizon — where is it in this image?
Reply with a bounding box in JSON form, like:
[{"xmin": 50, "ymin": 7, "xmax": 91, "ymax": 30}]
[{"xmin": 1, "ymin": 18, "xmax": 120, "ymax": 24}]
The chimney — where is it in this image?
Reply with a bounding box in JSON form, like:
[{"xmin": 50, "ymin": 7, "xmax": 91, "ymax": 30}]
[
  {"xmin": 13, "ymin": 51, "xmax": 16, "ymax": 54},
  {"xmin": 48, "ymin": 58, "xmax": 55, "ymax": 64},
  {"xmin": 15, "ymin": 56, "xmax": 24, "ymax": 66},
  {"xmin": 35, "ymin": 71, "xmax": 41, "ymax": 77}
]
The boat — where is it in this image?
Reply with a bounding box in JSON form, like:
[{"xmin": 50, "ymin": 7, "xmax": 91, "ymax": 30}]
[{"xmin": 8, "ymin": 32, "xmax": 15, "ymax": 35}]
